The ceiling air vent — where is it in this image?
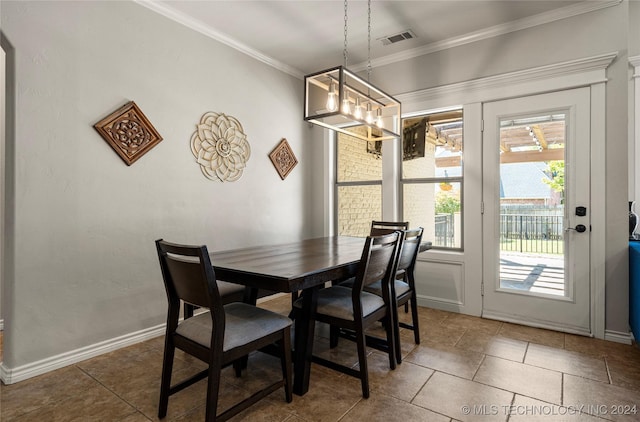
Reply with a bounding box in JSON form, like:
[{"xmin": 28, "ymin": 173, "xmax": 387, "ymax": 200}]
[{"xmin": 378, "ymin": 29, "xmax": 416, "ymax": 46}]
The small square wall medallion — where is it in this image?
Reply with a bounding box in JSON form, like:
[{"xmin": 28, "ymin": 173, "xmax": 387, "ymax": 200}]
[
  {"xmin": 269, "ymin": 138, "xmax": 298, "ymax": 180},
  {"xmin": 94, "ymin": 101, "xmax": 163, "ymax": 166}
]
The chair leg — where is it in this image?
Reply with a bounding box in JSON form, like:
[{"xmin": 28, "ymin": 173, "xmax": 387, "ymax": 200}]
[
  {"xmin": 329, "ymin": 325, "xmax": 340, "ymax": 349},
  {"xmin": 233, "ymin": 359, "xmax": 243, "ymax": 377},
  {"xmin": 404, "ymin": 302, "xmax": 409, "ymax": 313},
  {"xmin": 385, "ymin": 309, "xmax": 399, "ymax": 368},
  {"xmin": 158, "ymin": 339, "xmax": 175, "ymax": 419},
  {"xmin": 280, "ymin": 327, "xmax": 293, "ymax": 403},
  {"xmin": 184, "ymin": 303, "xmax": 195, "ymax": 319},
  {"xmin": 204, "ymin": 362, "xmax": 222, "ymax": 422},
  {"xmin": 410, "ymin": 294, "xmax": 420, "ymax": 344},
  {"xmin": 355, "ymin": 323, "xmax": 370, "ymax": 399},
  {"xmin": 391, "ymin": 305, "xmax": 402, "ymax": 366}
]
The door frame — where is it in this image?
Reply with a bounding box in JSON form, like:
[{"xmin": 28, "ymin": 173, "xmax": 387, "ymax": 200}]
[{"xmin": 392, "ymin": 53, "xmax": 613, "ymax": 339}]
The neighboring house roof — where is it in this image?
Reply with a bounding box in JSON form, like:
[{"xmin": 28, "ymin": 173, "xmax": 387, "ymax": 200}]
[
  {"xmin": 434, "ymin": 161, "xmax": 553, "ymax": 200},
  {"xmin": 499, "ymin": 162, "xmax": 553, "ymax": 199}
]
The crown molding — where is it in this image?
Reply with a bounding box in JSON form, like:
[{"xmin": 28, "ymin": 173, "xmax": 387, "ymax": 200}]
[
  {"xmin": 351, "ymin": 0, "xmax": 622, "ymax": 72},
  {"xmin": 133, "ymin": 0, "xmax": 304, "ymax": 79},
  {"xmin": 135, "ymin": 0, "xmax": 620, "ymax": 81},
  {"xmin": 396, "ymin": 52, "xmax": 617, "ymax": 109}
]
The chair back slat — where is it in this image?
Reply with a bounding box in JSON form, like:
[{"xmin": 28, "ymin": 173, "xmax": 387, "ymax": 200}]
[
  {"xmin": 165, "ymin": 256, "xmax": 214, "ymax": 308},
  {"xmin": 370, "ymin": 221, "xmax": 408, "ymax": 236},
  {"xmin": 353, "ymin": 232, "xmax": 402, "ymax": 294},
  {"xmin": 155, "ymin": 239, "xmax": 222, "ymax": 313},
  {"xmin": 396, "ymin": 228, "xmax": 424, "ymax": 272}
]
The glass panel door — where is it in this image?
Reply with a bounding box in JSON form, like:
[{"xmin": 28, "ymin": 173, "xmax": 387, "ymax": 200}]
[
  {"xmin": 482, "ymin": 88, "xmax": 591, "ymax": 335},
  {"xmin": 499, "ymin": 115, "xmax": 566, "ymax": 296}
]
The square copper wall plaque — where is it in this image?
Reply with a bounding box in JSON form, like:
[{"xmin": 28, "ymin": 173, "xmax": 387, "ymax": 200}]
[
  {"xmin": 94, "ymin": 101, "xmax": 162, "ymax": 166},
  {"xmin": 269, "ymin": 138, "xmax": 298, "ymax": 180}
]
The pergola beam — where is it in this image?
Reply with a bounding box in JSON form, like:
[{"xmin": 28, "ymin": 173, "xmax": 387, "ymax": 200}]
[{"xmin": 435, "ymin": 148, "xmax": 564, "ymax": 167}]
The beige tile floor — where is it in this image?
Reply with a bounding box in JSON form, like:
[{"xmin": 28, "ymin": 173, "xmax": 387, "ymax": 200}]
[{"xmin": 1, "ymin": 296, "xmax": 640, "ymax": 421}]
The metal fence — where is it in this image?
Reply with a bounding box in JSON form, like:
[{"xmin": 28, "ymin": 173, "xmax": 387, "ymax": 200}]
[
  {"xmin": 434, "ymin": 212, "xmax": 564, "ymax": 254},
  {"xmin": 500, "ymin": 214, "xmax": 564, "ymax": 254},
  {"xmin": 435, "ymin": 214, "xmax": 454, "ymax": 247}
]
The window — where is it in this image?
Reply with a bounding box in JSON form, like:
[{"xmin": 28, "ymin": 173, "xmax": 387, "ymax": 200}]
[
  {"xmin": 336, "ymin": 127, "xmax": 382, "ymax": 237},
  {"xmin": 402, "ymin": 110, "xmax": 464, "ymax": 250}
]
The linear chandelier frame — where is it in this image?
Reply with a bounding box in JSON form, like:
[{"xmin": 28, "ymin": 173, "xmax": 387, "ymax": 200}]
[{"xmin": 304, "ymin": 66, "xmax": 401, "ymax": 142}]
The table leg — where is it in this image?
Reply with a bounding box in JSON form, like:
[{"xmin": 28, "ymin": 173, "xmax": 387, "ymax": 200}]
[{"xmin": 293, "ymin": 286, "xmax": 318, "ymax": 396}]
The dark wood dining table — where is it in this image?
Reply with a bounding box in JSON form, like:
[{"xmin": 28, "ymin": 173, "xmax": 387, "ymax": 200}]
[{"xmin": 209, "ymin": 236, "xmax": 366, "ymax": 396}]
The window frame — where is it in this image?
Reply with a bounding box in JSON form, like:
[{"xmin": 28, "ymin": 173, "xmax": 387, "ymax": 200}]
[
  {"xmin": 400, "ymin": 111, "xmax": 465, "ymax": 251},
  {"xmin": 334, "ymin": 132, "xmax": 383, "ymax": 236}
]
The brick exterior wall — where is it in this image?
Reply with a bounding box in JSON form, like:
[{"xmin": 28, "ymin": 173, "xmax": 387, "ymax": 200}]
[
  {"xmin": 337, "ymin": 132, "xmax": 461, "ymax": 247},
  {"xmin": 337, "ymin": 132, "xmax": 382, "ymax": 236}
]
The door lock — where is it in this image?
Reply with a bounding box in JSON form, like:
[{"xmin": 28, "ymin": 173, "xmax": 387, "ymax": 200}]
[{"xmin": 565, "ymin": 224, "xmax": 587, "ymax": 233}]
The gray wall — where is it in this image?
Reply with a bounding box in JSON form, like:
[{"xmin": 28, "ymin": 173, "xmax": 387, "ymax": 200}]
[
  {"xmin": 1, "ymin": 0, "xmax": 635, "ymax": 375},
  {"xmin": 370, "ymin": 2, "xmax": 631, "ymax": 334},
  {"xmin": 1, "ymin": 0, "xmax": 318, "ymax": 369}
]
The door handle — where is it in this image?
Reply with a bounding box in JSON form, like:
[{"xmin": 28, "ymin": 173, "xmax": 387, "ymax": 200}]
[{"xmin": 565, "ymin": 224, "xmax": 587, "ymax": 233}]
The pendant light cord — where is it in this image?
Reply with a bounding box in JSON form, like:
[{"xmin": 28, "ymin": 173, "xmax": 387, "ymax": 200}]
[
  {"xmin": 343, "ymin": 0, "xmax": 348, "ymax": 68},
  {"xmin": 367, "ymin": 0, "xmax": 371, "ymax": 82}
]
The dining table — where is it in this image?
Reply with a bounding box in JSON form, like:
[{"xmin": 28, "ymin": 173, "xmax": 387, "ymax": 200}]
[{"xmin": 209, "ymin": 235, "xmax": 366, "ymax": 396}]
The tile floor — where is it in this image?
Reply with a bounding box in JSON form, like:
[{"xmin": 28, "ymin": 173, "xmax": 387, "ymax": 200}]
[{"xmin": 1, "ymin": 296, "xmax": 640, "ymax": 421}]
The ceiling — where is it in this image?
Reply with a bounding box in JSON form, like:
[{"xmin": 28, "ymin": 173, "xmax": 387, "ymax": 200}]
[
  {"xmin": 142, "ymin": 0, "xmax": 586, "ymax": 164},
  {"xmin": 146, "ymin": 0, "xmax": 594, "ymax": 78}
]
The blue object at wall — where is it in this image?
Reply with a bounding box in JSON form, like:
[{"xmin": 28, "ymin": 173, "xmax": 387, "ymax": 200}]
[{"xmin": 628, "ymin": 242, "xmax": 640, "ymax": 341}]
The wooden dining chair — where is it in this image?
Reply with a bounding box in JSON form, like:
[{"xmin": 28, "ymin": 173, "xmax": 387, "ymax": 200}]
[
  {"xmin": 361, "ymin": 227, "xmax": 424, "ymax": 363},
  {"xmin": 293, "ymin": 232, "xmax": 401, "ymax": 398},
  {"xmin": 155, "ymin": 239, "xmax": 293, "ymax": 422},
  {"xmin": 369, "ymin": 221, "xmax": 410, "ymax": 311},
  {"xmin": 335, "ymin": 223, "xmax": 424, "ymax": 363}
]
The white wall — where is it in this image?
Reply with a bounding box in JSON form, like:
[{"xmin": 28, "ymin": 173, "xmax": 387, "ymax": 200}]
[{"xmin": 1, "ymin": 0, "xmax": 318, "ymax": 373}]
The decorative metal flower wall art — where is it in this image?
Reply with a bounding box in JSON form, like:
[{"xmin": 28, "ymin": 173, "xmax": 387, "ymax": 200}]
[
  {"xmin": 269, "ymin": 138, "xmax": 298, "ymax": 180},
  {"xmin": 93, "ymin": 101, "xmax": 162, "ymax": 166},
  {"xmin": 190, "ymin": 112, "xmax": 251, "ymax": 182}
]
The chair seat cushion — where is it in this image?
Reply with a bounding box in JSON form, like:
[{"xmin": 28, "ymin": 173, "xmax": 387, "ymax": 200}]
[
  {"xmin": 365, "ymin": 280, "xmax": 411, "ymax": 297},
  {"xmin": 293, "ymin": 286, "xmax": 385, "ymax": 321},
  {"xmin": 175, "ymin": 303, "xmax": 292, "ymax": 351}
]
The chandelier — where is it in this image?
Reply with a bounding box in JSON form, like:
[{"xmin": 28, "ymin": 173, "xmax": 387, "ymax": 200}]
[{"xmin": 303, "ymin": 0, "xmax": 401, "ymax": 142}]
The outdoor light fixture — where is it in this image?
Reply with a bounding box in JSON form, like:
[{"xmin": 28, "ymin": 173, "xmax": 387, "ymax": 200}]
[{"xmin": 303, "ymin": 0, "xmax": 401, "ymax": 142}]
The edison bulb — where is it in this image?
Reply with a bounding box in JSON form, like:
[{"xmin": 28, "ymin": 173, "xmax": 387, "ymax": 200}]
[
  {"xmin": 365, "ymin": 103, "xmax": 374, "ymax": 124},
  {"xmin": 342, "ymin": 92, "xmax": 351, "ymax": 114},
  {"xmin": 354, "ymin": 97, "xmax": 363, "ymax": 120},
  {"xmin": 326, "ymin": 81, "xmax": 338, "ymax": 112},
  {"xmin": 376, "ymin": 108, "xmax": 383, "ymax": 128}
]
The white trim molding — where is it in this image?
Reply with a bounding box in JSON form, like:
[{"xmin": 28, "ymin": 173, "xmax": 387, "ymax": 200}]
[
  {"xmin": 630, "ymin": 55, "xmax": 640, "ymax": 203},
  {"xmin": 0, "ymin": 324, "xmax": 165, "ymax": 385},
  {"xmin": 604, "ymin": 329, "xmax": 633, "ymax": 345},
  {"xmin": 397, "ymin": 52, "xmax": 618, "ymax": 113}
]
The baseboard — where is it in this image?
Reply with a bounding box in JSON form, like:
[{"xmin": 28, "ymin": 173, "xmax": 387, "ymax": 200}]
[
  {"xmin": 0, "ymin": 318, "xmax": 4, "ymax": 330},
  {"xmin": 0, "ymin": 324, "xmax": 165, "ymax": 385},
  {"xmin": 481, "ymin": 310, "xmax": 592, "ymax": 337},
  {"xmin": 604, "ymin": 329, "xmax": 633, "ymax": 345},
  {"xmin": 416, "ymin": 295, "xmax": 465, "ymax": 314}
]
